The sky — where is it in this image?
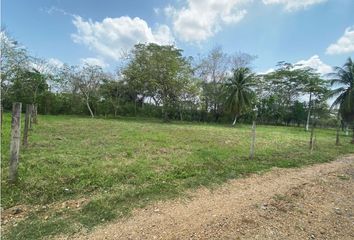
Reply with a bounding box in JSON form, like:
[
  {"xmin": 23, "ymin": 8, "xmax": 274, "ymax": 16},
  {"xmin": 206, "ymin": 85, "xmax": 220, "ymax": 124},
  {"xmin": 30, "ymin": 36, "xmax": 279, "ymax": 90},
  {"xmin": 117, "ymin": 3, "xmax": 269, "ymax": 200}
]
[{"xmin": 2, "ymin": 0, "xmax": 354, "ymax": 74}]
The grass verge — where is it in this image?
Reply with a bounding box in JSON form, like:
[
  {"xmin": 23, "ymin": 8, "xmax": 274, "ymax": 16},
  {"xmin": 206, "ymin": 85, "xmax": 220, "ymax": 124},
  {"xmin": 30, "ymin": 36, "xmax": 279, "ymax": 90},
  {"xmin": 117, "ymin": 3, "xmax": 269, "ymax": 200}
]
[{"xmin": 1, "ymin": 114, "xmax": 353, "ymax": 239}]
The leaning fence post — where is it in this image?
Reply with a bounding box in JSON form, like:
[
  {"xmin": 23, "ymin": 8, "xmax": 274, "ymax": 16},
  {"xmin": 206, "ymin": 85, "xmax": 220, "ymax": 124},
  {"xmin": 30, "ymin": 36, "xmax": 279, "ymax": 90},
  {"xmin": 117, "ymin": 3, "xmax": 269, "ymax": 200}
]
[
  {"xmin": 23, "ymin": 104, "xmax": 32, "ymax": 147},
  {"xmin": 9, "ymin": 102, "xmax": 22, "ymax": 183}
]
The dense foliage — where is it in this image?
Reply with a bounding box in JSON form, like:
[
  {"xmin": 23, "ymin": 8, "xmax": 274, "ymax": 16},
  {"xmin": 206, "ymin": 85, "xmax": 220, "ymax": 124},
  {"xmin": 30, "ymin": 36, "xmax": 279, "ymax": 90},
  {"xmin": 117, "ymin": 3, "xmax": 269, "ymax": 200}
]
[{"xmin": 1, "ymin": 32, "xmax": 353, "ymax": 129}]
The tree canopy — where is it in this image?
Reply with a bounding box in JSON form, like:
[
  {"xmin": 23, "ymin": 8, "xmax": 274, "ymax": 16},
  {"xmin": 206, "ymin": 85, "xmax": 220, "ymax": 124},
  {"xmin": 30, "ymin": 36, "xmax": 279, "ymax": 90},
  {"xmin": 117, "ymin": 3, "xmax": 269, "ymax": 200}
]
[{"xmin": 1, "ymin": 31, "xmax": 351, "ymax": 132}]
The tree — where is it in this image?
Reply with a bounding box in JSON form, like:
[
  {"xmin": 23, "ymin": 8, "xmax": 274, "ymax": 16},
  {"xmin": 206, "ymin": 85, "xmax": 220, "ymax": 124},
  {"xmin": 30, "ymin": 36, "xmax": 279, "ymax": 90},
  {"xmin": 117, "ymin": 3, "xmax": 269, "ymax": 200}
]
[
  {"xmin": 9, "ymin": 68, "xmax": 49, "ymax": 105},
  {"xmin": 0, "ymin": 32, "xmax": 29, "ymax": 81},
  {"xmin": 225, "ymin": 67, "xmax": 256, "ymax": 125},
  {"xmin": 100, "ymin": 75, "xmax": 131, "ymax": 117},
  {"xmin": 178, "ymin": 77, "xmax": 200, "ymax": 121},
  {"xmin": 123, "ymin": 43, "xmax": 193, "ymax": 121},
  {"xmin": 266, "ymin": 63, "xmax": 304, "ymax": 104},
  {"xmin": 262, "ymin": 62, "xmax": 309, "ymax": 125},
  {"xmin": 100, "ymin": 78, "xmax": 120, "ymax": 117},
  {"xmin": 290, "ymin": 101, "xmax": 307, "ymax": 126},
  {"xmin": 1, "ymin": 34, "xmax": 56, "ymax": 112},
  {"xmin": 60, "ymin": 64, "xmax": 106, "ymax": 118},
  {"xmin": 197, "ymin": 46, "xmax": 230, "ymax": 122},
  {"xmin": 299, "ymin": 68, "xmax": 327, "ymax": 131},
  {"xmin": 330, "ymin": 57, "xmax": 354, "ymax": 143},
  {"xmin": 1, "ymin": 32, "xmax": 30, "ymax": 108},
  {"xmin": 230, "ymin": 51, "xmax": 257, "ymax": 69}
]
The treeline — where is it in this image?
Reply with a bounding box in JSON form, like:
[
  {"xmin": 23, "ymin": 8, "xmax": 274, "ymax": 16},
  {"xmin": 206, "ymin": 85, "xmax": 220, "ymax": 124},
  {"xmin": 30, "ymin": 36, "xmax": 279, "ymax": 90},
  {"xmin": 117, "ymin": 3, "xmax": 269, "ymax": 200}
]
[{"xmin": 1, "ymin": 32, "xmax": 353, "ymax": 129}]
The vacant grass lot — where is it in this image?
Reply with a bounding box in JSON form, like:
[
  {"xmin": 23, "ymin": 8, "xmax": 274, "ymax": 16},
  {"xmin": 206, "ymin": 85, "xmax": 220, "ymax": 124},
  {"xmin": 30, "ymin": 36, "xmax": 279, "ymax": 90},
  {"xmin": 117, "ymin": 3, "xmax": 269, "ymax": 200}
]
[{"xmin": 1, "ymin": 114, "xmax": 353, "ymax": 239}]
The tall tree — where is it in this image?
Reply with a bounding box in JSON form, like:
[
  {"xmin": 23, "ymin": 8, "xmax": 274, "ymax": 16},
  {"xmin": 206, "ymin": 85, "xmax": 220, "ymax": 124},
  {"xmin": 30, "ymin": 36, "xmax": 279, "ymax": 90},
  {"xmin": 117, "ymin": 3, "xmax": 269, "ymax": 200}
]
[
  {"xmin": 330, "ymin": 57, "xmax": 354, "ymax": 143},
  {"xmin": 197, "ymin": 46, "xmax": 229, "ymax": 122},
  {"xmin": 299, "ymin": 68, "xmax": 328, "ymax": 131},
  {"xmin": 225, "ymin": 67, "xmax": 256, "ymax": 125},
  {"xmin": 230, "ymin": 51, "xmax": 257, "ymax": 69},
  {"xmin": 263, "ymin": 62, "xmax": 308, "ymax": 125},
  {"xmin": 123, "ymin": 43, "xmax": 193, "ymax": 121},
  {"xmin": 60, "ymin": 64, "xmax": 106, "ymax": 118},
  {"xmin": 1, "ymin": 33, "xmax": 55, "ymax": 111},
  {"xmin": 100, "ymin": 77, "xmax": 124, "ymax": 117},
  {"xmin": 9, "ymin": 68, "xmax": 49, "ymax": 105},
  {"xmin": 1, "ymin": 32, "xmax": 30, "ymax": 107}
]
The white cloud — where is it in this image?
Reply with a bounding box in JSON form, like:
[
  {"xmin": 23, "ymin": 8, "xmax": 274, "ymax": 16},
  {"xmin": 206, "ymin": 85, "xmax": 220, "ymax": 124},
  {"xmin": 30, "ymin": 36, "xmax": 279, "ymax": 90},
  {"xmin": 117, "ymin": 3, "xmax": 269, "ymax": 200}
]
[
  {"xmin": 258, "ymin": 68, "xmax": 275, "ymax": 75},
  {"xmin": 262, "ymin": 0, "xmax": 326, "ymax": 11},
  {"xmin": 153, "ymin": 7, "xmax": 160, "ymax": 15},
  {"xmin": 326, "ymin": 26, "xmax": 354, "ymax": 55},
  {"xmin": 295, "ymin": 55, "xmax": 332, "ymax": 75},
  {"xmin": 71, "ymin": 15, "xmax": 174, "ymax": 60},
  {"xmin": 43, "ymin": 6, "xmax": 74, "ymax": 17},
  {"xmin": 165, "ymin": 0, "xmax": 250, "ymax": 43},
  {"xmin": 259, "ymin": 56, "xmax": 332, "ymax": 76},
  {"xmin": 48, "ymin": 58, "xmax": 64, "ymax": 69},
  {"xmin": 80, "ymin": 57, "xmax": 108, "ymax": 68}
]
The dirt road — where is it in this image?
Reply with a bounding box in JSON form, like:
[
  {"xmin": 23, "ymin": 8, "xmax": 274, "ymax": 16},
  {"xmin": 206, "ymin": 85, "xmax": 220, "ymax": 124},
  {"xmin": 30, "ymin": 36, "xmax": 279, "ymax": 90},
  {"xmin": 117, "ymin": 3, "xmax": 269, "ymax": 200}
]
[{"xmin": 70, "ymin": 155, "xmax": 354, "ymax": 240}]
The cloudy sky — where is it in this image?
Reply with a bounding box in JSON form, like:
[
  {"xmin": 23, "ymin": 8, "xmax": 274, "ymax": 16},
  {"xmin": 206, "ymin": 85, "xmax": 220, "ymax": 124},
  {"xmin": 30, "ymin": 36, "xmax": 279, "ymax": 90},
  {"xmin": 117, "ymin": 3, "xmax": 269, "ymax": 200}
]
[{"xmin": 2, "ymin": 0, "xmax": 354, "ymax": 73}]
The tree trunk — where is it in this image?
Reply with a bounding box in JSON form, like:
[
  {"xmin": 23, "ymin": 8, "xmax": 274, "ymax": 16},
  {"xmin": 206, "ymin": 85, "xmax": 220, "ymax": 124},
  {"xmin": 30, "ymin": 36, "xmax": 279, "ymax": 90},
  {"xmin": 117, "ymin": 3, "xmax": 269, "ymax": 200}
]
[
  {"xmin": 86, "ymin": 97, "xmax": 94, "ymax": 118},
  {"xmin": 162, "ymin": 96, "xmax": 170, "ymax": 122},
  {"xmin": 204, "ymin": 99, "xmax": 208, "ymax": 122},
  {"xmin": 164, "ymin": 109, "xmax": 169, "ymax": 122},
  {"xmin": 214, "ymin": 103, "xmax": 217, "ymax": 121},
  {"xmin": 305, "ymin": 92, "xmax": 312, "ymax": 131},
  {"xmin": 232, "ymin": 115, "xmax": 238, "ymax": 126},
  {"xmin": 134, "ymin": 99, "xmax": 137, "ymax": 116},
  {"xmin": 336, "ymin": 124, "xmax": 340, "ymax": 146},
  {"xmin": 32, "ymin": 104, "xmax": 38, "ymax": 124},
  {"xmin": 250, "ymin": 121, "xmax": 256, "ymax": 159}
]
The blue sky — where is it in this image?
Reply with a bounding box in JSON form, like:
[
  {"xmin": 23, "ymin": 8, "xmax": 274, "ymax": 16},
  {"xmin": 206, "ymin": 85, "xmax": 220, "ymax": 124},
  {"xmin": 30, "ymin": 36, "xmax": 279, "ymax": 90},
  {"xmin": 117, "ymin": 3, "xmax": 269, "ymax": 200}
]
[{"xmin": 2, "ymin": 0, "xmax": 354, "ymax": 74}]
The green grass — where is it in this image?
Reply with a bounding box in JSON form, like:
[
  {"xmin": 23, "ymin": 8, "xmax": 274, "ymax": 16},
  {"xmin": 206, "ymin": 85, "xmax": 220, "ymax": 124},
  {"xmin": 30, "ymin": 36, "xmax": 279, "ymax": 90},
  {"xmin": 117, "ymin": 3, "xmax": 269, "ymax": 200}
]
[{"xmin": 1, "ymin": 114, "xmax": 353, "ymax": 239}]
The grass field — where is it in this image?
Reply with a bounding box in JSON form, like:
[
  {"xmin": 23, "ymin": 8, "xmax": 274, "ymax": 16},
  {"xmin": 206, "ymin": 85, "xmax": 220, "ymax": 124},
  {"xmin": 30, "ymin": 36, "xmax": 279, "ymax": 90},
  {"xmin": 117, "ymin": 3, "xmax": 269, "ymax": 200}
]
[{"xmin": 1, "ymin": 114, "xmax": 353, "ymax": 239}]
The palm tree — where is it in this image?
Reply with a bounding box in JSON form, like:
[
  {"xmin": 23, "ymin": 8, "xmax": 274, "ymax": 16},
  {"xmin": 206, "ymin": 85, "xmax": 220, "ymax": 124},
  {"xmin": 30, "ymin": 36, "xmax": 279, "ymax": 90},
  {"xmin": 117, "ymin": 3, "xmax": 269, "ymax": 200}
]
[
  {"xmin": 225, "ymin": 67, "xmax": 256, "ymax": 125},
  {"xmin": 330, "ymin": 57, "xmax": 354, "ymax": 143}
]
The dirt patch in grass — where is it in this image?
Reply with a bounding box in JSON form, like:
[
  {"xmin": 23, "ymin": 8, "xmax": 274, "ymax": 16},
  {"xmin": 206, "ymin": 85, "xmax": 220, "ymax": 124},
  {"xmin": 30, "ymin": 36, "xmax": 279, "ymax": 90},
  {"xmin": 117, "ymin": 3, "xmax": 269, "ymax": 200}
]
[{"xmin": 1, "ymin": 198, "xmax": 89, "ymax": 231}]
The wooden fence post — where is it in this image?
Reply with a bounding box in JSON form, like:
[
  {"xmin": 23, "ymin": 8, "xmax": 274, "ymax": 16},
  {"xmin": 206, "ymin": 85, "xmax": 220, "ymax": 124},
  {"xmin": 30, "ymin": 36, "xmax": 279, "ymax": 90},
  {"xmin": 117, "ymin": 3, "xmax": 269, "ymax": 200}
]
[
  {"xmin": 250, "ymin": 120, "xmax": 256, "ymax": 159},
  {"xmin": 309, "ymin": 122, "xmax": 316, "ymax": 153},
  {"xmin": 23, "ymin": 104, "xmax": 32, "ymax": 147},
  {"xmin": 9, "ymin": 102, "xmax": 22, "ymax": 183},
  {"xmin": 33, "ymin": 104, "xmax": 38, "ymax": 124}
]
